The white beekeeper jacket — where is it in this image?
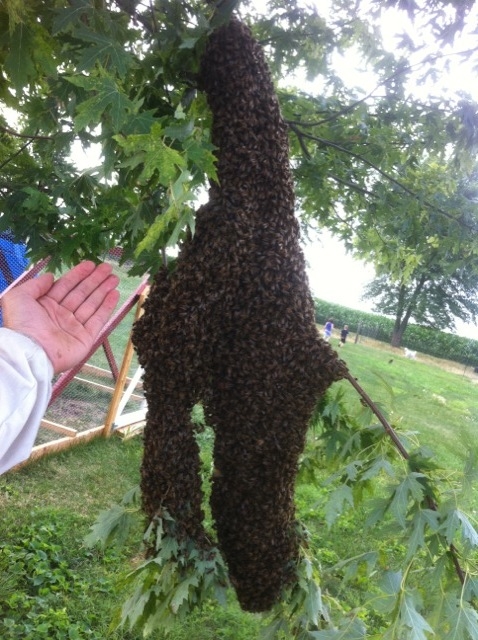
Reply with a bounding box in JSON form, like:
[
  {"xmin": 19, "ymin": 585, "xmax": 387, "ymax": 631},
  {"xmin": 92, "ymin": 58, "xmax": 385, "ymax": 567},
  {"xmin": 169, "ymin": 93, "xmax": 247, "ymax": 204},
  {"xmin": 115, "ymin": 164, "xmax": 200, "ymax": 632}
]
[{"xmin": 0, "ymin": 328, "xmax": 53, "ymax": 474}]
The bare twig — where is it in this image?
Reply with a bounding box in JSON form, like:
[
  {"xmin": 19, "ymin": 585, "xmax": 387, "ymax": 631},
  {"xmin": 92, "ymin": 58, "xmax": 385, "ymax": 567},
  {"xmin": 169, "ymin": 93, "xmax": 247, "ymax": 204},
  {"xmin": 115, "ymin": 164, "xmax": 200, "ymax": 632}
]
[
  {"xmin": 0, "ymin": 139, "xmax": 32, "ymax": 172},
  {"xmin": 0, "ymin": 126, "xmax": 53, "ymax": 141}
]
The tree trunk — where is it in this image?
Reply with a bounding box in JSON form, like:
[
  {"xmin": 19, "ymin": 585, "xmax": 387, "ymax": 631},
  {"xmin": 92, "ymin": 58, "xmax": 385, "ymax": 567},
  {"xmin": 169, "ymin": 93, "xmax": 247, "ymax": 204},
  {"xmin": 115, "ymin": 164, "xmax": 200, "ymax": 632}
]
[
  {"xmin": 390, "ymin": 275, "xmax": 427, "ymax": 347},
  {"xmin": 391, "ymin": 284, "xmax": 406, "ymax": 347},
  {"xmin": 391, "ymin": 323, "xmax": 406, "ymax": 347}
]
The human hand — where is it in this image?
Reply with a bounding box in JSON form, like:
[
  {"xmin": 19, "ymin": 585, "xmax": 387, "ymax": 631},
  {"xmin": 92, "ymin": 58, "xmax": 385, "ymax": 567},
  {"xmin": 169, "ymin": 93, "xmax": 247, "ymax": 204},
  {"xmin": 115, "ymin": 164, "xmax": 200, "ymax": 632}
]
[{"xmin": 2, "ymin": 261, "xmax": 120, "ymax": 374}]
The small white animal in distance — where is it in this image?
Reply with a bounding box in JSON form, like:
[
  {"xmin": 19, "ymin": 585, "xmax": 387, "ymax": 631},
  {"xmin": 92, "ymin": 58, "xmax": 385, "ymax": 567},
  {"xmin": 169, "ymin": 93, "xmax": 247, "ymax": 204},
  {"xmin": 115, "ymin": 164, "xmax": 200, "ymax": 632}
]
[{"xmin": 404, "ymin": 348, "xmax": 417, "ymax": 359}]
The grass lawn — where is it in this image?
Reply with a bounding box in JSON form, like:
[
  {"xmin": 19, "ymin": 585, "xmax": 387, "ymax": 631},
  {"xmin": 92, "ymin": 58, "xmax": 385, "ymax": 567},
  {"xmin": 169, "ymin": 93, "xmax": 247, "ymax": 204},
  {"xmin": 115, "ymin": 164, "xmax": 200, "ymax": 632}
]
[
  {"xmin": 1, "ymin": 332, "xmax": 477, "ymax": 638},
  {"xmin": 334, "ymin": 335, "xmax": 478, "ymax": 471}
]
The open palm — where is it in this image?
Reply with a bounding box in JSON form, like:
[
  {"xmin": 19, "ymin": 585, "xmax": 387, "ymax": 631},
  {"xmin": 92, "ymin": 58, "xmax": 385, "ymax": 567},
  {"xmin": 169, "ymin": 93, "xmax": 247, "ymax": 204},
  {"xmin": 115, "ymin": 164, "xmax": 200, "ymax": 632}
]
[{"xmin": 3, "ymin": 261, "xmax": 120, "ymax": 374}]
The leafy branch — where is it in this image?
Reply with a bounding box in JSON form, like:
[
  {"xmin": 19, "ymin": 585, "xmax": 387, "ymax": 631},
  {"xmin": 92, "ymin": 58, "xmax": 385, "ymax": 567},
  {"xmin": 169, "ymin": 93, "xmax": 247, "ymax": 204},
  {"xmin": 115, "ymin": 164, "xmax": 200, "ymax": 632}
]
[
  {"xmin": 85, "ymin": 486, "xmax": 229, "ymax": 636},
  {"xmin": 285, "ymin": 46, "xmax": 478, "ymax": 130},
  {"xmin": 288, "ymin": 122, "xmax": 476, "ymax": 232},
  {"xmin": 83, "ymin": 371, "xmax": 478, "ymax": 639},
  {"xmin": 343, "ymin": 369, "xmax": 467, "ymax": 585}
]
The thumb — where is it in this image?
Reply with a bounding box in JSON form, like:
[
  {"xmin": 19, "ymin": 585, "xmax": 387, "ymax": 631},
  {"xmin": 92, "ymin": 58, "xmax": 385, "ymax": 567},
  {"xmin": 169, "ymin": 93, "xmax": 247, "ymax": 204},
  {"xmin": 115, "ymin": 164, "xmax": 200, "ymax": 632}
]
[{"xmin": 14, "ymin": 272, "xmax": 55, "ymax": 300}]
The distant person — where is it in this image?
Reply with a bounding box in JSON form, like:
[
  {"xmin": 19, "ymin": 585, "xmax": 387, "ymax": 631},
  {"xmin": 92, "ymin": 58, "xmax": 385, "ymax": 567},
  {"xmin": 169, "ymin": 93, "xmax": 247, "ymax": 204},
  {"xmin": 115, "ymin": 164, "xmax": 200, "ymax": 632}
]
[
  {"xmin": 323, "ymin": 318, "xmax": 334, "ymax": 342},
  {"xmin": 0, "ymin": 261, "xmax": 120, "ymax": 474},
  {"xmin": 339, "ymin": 325, "xmax": 349, "ymax": 347}
]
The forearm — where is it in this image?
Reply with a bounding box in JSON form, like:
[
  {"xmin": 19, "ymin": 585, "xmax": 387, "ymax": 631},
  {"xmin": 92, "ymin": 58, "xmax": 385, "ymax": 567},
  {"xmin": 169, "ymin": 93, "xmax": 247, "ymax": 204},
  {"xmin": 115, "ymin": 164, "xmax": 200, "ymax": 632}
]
[{"xmin": 0, "ymin": 328, "xmax": 53, "ymax": 474}]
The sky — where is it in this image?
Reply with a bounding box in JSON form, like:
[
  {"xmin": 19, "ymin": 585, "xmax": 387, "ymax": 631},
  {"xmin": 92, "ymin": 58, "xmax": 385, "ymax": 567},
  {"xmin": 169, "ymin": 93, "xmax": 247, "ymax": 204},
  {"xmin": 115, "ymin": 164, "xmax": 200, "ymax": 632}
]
[{"xmin": 303, "ymin": 232, "xmax": 374, "ymax": 314}]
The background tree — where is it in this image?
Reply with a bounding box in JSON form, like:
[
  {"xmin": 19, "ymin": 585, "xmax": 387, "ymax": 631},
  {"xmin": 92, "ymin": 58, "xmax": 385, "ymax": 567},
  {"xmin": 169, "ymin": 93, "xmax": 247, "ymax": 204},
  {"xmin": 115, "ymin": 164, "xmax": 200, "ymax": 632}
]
[
  {"xmin": 355, "ymin": 160, "xmax": 478, "ymax": 345},
  {"xmin": 363, "ymin": 266, "xmax": 478, "ymax": 345}
]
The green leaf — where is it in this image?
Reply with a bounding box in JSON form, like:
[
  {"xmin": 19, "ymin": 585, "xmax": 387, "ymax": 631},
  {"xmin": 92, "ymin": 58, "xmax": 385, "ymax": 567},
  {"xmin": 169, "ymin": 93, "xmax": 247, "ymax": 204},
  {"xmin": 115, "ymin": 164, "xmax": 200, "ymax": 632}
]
[
  {"xmin": 118, "ymin": 575, "xmax": 157, "ymax": 632},
  {"xmin": 304, "ymin": 579, "xmax": 323, "ymax": 627},
  {"xmin": 310, "ymin": 617, "xmax": 367, "ymax": 638},
  {"xmin": 463, "ymin": 576, "xmax": 478, "ymax": 601},
  {"xmin": 114, "ymin": 123, "xmax": 186, "ymax": 185},
  {"xmin": 122, "ymin": 110, "xmax": 157, "ymax": 135},
  {"xmin": 361, "ymin": 456, "xmax": 395, "ymax": 481},
  {"xmin": 170, "ymin": 575, "xmax": 199, "ymax": 614},
  {"xmin": 260, "ymin": 618, "xmax": 290, "ymax": 640},
  {"xmin": 400, "ymin": 593, "xmax": 434, "ymax": 640},
  {"xmin": 52, "ymin": 0, "xmax": 92, "ymax": 34},
  {"xmin": 380, "ymin": 570, "xmax": 402, "ymax": 596},
  {"xmin": 84, "ymin": 503, "xmax": 138, "ymax": 549},
  {"xmin": 74, "ymin": 27, "xmax": 133, "ymax": 78},
  {"xmin": 325, "ymin": 484, "xmax": 354, "ymax": 528},
  {"xmin": 184, "ymin": 137, "xmax": 218, "ymax": 182},
  {"xmin": 406, "ymin": 509, "xmax": 440, "ymax": 559},
  {"xmin": 167, "ymin": 207, "xmax": 195, "ymax": 248},
  {"xmin": 73, "ymin": 74, "xmax": 134, "ymax": 132},
  {"xmin": 442, "ymin": 595, "xmax": 478, "ymax": 640},
  {"xmin": 365, "ymin": 496, "xmax": 392, "ymax": 529},
  {"xmin": 389, "ymin": 473, "xmax": 425, "ymax": 529},
  {"xmin": 456, "ymin": 510, "xmax": 478, "ymax": 550},
  {"xmin": 440, "ymin": 508, "xmax": 478, "ymax": 549},
  {"xmin": 165, "ymin": 119, "xmax": 195, "ymax": 141},
  {"xmin": 158, "ymin": 536, "xmax": 179, "ymax": 559},
  {"xmin": 4, "ymin": 23, "xmax": 36, "ymax": 91},
  {"xmin": 134, "ymin": 205, "xmax": 178, "ymax": 257},
  {"xmin": 332, "ymin": 551, "xmax": 379, "ymax": 585}
]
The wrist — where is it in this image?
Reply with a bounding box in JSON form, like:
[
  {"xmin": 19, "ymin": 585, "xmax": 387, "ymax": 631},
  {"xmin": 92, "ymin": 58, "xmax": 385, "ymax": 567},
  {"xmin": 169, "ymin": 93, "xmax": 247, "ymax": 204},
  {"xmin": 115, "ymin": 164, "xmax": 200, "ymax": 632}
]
[{"xmin": 0, "ymin": 327, "xmax": 55, "ymax": 377}]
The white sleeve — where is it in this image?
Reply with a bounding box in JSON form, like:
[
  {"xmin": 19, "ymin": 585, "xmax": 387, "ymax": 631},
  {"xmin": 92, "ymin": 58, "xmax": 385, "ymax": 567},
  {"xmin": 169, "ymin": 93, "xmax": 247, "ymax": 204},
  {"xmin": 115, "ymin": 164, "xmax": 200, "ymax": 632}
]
[{"xmin": 0, "ymin": 328, "xmax": 54, "ymax": 474}]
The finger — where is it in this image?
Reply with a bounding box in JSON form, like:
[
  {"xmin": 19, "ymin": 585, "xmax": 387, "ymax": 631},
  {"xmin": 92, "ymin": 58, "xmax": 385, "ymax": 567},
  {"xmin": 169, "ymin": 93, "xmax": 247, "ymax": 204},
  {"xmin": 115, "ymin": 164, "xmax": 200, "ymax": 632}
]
[
  {"xmin": 73, "ymin": 273, "xmax": 120, "ymax": 325},
  {"xmin": 4, "ymin": 272, "xmax": 54, "ymax": 303},
  {"xmin": 83, "ymin": 288, "xmax": 121, "ymax": 338},
  {"xmin": 47, "ymin": 261, "xmax": 97, "ymax": 305},
  {"xmin": 51, "ymin": 262, "xmax": 115, "ymax": 313}
]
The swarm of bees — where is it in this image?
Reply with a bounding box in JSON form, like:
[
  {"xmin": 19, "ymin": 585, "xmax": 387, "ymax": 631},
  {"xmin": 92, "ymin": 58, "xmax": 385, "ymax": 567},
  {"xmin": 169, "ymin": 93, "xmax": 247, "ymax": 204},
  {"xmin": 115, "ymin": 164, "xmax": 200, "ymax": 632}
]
[{"xmin": 132, "ymin": 17, "xmax": 348, "ymax": 612}]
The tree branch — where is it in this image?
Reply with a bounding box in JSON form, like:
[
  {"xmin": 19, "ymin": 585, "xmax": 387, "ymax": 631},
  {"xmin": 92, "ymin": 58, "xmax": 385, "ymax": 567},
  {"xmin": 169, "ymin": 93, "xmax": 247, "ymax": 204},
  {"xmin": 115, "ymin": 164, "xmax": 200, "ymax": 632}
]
[
  {"xmin": 284, "ymin": 46, "xmax": 478, "ymax": 129},
  {"xmin": 328, "ymin": 173, "xmax": 373, "ymax": 197},
  {"xmin": 289, "ymin": 125, "xmax": 475, "ymax": 230},
  {"xmin": 0, "ymin": 139, "xmax": 33, "ymax": 172},
  {"xmin": 0, "ymin": 126, "xmax": 53, "ymax": 141},
  {"xmin": 344, "ymin": 368, "xmax": 466, "ymax": 585}
]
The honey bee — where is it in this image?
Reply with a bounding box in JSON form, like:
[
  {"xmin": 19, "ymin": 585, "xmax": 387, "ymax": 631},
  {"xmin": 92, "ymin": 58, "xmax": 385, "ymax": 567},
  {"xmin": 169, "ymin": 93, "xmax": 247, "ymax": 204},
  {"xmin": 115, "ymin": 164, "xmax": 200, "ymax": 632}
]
[{"xmin": 132, "ymin": 17, "xmax": 348, "ymax": 612}]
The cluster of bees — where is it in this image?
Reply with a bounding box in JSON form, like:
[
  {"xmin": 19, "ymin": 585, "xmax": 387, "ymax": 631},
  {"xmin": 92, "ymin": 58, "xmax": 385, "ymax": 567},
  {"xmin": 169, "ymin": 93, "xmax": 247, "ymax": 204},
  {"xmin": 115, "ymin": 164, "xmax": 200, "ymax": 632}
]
[{"xmin": 133, "ymin": 18, "xmax": 348, "ymax": 613}]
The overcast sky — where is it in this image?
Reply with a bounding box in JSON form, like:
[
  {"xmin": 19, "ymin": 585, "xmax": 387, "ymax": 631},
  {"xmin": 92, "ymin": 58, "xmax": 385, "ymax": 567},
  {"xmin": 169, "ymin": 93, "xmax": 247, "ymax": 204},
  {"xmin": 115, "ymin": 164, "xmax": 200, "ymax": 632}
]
[{"xmin": 303, "ymin": 232, "xmax": 374, "ymax": 313}]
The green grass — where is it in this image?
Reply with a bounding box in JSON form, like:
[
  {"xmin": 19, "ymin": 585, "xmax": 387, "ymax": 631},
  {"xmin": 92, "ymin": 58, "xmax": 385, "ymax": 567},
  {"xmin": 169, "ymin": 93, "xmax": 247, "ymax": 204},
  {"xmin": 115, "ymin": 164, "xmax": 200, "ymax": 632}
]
[
  {"xmin": 1, "ymin": 336, "xmax": 478, "ymax": 638},
  {"xmin": 334, "ymin": 338, "xmax": 478, "ymax": 471},
  {"xmin": 0, "ymin": 437, "xmax": 261, "ymax": 640}
]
